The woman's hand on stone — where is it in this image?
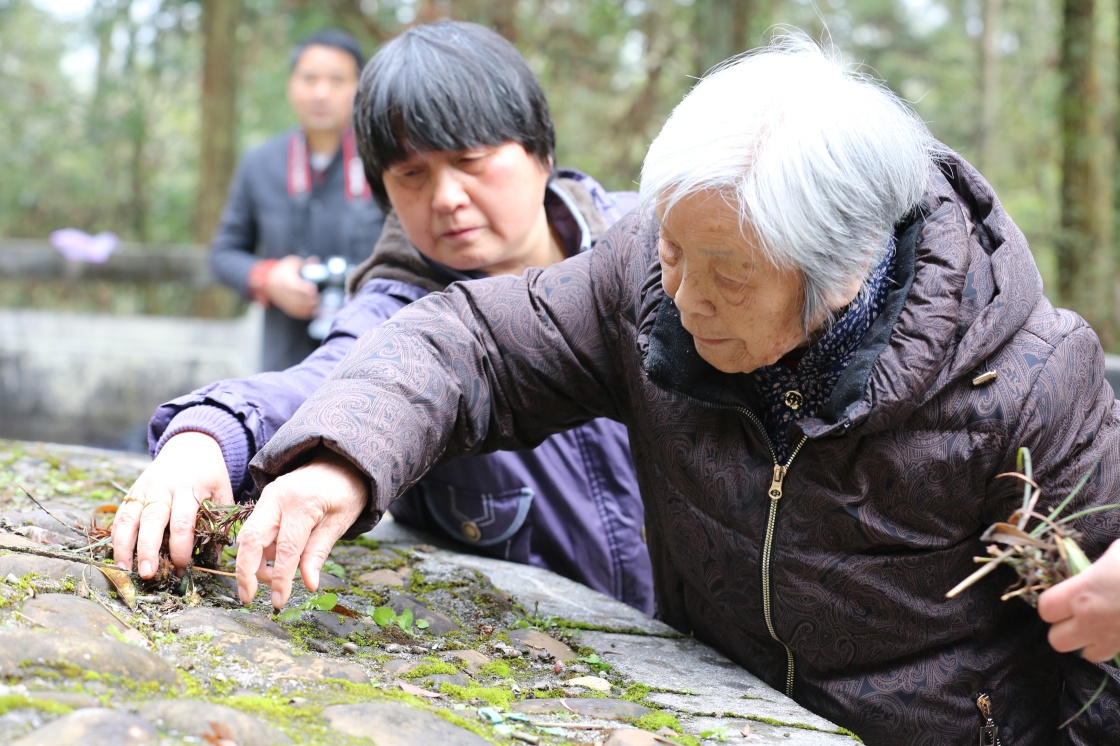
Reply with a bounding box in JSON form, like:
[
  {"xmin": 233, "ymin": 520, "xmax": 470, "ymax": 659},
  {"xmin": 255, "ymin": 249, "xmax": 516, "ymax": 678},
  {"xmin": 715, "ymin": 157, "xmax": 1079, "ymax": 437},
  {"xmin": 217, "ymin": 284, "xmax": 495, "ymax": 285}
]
[
  {"xmin": 1038, "ymin": 538, "xmax": 1120, "ymax": 663},
  {"xmin": 234, "ymin": 451, "xmax": 369, "ymax": 609},
  {"xmin": 111, "ymin": 431, "xmax": 234, "ymax": 578}
]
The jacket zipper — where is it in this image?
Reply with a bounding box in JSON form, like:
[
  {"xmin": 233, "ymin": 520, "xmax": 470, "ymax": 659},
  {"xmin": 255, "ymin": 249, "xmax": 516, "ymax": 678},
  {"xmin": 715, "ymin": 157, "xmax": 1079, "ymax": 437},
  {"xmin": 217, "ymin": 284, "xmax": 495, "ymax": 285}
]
[
  {"xmin": 976, "ymin": 693, "xmax": 1002, "ymax": 746},
  {"xmin": 679, "ymin": 392, "xmax": 809, "ymax": 697},
  {"xmin": 761, "ymin": 430, "xmax": 808, "ymax": 697}
]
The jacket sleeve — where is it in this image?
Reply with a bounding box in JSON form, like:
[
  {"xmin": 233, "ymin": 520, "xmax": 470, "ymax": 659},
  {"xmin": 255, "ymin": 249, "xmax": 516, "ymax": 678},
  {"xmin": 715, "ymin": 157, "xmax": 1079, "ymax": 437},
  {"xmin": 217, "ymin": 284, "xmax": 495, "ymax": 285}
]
[
  {"xmin": 1004, "ymin": 323, "xmax": 1120, "ymax": 746},
  {"xmin": 250, "ymin": 215, "xmax": 644, "ymax": 533},
  {"xmin": 209, "ymin": 154, "xmax": 261, "ymax": 297},
  {"xmin": 148, "ymin": 283, "xmax": 410, "ymax": 498},
  {"xmin": 1006, "ymin": 322, "xmax": 1120, "ymax": 559}
]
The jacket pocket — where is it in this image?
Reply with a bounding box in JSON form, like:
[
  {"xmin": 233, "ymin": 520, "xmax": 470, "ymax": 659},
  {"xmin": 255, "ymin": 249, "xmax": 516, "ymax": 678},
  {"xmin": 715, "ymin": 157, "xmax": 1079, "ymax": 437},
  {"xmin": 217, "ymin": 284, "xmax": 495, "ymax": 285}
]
[{"xmin": 418, "ymin": 481, "xmax": 535, "ymax": 548}]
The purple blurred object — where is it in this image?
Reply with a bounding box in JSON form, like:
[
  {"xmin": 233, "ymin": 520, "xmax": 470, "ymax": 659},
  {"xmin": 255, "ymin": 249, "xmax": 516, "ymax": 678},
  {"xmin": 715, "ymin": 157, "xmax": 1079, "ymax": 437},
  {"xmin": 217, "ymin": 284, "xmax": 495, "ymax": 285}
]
[{"xmin": 49, "ymin": 229, "xmax": 120, "ymax": 263}]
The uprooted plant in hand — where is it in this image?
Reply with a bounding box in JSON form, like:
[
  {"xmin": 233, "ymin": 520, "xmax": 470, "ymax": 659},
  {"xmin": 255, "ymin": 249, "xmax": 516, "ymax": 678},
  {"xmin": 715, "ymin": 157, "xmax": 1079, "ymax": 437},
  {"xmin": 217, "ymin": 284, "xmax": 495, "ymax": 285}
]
[
  {"xmin": 116, "ymin": 498, "xmax": 256, "ymax": 589},
  {"xmin": 946, "ymin": 447, "xmax": 1120, "ymax": 726}
]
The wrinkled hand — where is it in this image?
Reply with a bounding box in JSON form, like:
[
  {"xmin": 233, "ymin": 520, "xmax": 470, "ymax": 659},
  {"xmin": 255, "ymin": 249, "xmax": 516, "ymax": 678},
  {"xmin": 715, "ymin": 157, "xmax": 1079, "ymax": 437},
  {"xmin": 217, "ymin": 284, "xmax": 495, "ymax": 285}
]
[
  {"xmin": 112, "ymin": 431, "xmax": 234, "ymax": 578},
  {"xmin": 266, "ymin": 255, "xmax": 320, "ymax": 320},
  {"xmin": 235, "ymin": 451, "xmax": 369, "ymax": 609},
  {"xmin": 1039, "ymin": 538, "xmax": 1120, "ymax": 663}
]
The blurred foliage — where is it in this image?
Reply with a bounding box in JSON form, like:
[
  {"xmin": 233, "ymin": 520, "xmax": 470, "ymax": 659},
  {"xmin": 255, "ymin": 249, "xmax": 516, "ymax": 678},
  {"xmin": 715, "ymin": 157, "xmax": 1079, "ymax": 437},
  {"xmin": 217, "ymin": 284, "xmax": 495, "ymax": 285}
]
[{"xmin": 1, "ymin": 0, "xmax": 1117, "ymax": 317}]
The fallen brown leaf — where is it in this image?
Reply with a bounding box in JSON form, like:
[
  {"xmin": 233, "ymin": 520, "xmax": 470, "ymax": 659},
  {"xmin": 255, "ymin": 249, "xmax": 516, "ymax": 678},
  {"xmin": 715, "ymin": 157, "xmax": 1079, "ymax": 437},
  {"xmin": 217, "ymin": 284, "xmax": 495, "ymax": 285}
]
[
  {"xmin": 94, "ymin": 564, "xmax": 137, "ymax": 609},
  {"xmin": 330, "ymin": 603, "xmax": 358, "ymax": 619}
]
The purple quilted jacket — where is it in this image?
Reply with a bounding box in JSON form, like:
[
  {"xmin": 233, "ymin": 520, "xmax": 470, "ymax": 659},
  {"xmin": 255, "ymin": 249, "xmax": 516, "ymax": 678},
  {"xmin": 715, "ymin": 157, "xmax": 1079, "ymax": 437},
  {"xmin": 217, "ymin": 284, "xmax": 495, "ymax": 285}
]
[
  {"xmin": 149, "ymin": 170, "xmax": 653, "ymax": 613},
  {"xmin": 254, "ymin": 152, "xmax": 1120, "ymax": 744}
]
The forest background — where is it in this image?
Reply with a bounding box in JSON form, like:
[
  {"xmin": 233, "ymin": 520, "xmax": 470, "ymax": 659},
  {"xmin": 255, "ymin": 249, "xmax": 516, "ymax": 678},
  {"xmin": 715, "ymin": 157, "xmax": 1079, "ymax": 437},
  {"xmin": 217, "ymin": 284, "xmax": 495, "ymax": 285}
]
[{"xmin": 3, "ymin": 0, "xmax": 1119, "ymax": 346}]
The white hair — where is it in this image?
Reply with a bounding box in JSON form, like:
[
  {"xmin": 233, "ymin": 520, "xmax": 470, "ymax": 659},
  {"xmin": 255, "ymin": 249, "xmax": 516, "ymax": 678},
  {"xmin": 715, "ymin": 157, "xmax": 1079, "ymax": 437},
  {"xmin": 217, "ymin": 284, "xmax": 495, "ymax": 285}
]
[{"xmin": 640, "ymin": 34, "xmax": 937, "ymax": 332}]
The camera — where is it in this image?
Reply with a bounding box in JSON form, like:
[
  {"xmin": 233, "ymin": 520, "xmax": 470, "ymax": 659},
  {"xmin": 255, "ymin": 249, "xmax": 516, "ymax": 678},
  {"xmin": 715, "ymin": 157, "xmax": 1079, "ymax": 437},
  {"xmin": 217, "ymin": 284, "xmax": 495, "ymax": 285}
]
[{"xmin": 300, "ymin": 256, "xmax": 351, "ymax": 341}]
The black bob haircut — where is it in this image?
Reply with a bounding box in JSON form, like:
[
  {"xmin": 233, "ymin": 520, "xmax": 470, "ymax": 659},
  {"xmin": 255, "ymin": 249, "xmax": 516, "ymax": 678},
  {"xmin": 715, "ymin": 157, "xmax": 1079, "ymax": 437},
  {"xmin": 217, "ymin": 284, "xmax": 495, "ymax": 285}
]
[
  {"xmin": 290, "ymin": 29, "xmax": 365, "ymax": 75},
  {"xmin": 353, "ymin": 21, "xmax": 556, "ymax": 210}
]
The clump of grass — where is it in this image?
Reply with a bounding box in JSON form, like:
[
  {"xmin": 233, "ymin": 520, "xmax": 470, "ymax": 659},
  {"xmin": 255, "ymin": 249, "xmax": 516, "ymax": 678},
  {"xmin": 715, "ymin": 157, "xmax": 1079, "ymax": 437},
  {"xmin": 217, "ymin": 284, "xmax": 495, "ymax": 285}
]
[{"xmin": 947, "ymin": 447, "xmax": 1120, "ymax": 725}]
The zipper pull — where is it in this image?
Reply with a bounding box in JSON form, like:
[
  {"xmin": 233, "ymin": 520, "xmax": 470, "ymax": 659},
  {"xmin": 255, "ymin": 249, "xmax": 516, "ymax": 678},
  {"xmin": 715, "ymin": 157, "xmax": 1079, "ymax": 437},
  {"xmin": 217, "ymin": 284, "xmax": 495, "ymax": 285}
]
[
  {"xmin": 768, "ymin": 465, "xmax": 787, "ymax": 500},
  {"xmin": 977, "ymin": 693, "xmax": 1001, "ymax": 746}
]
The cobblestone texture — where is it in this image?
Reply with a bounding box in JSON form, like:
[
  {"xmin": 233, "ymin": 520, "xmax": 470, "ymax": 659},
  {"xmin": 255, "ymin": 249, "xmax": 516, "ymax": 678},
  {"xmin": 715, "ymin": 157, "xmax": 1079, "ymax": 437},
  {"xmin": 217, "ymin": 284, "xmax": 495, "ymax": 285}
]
[{"xmin": 0, "ymin": 440, "xmax": 858, "ymax": 745}]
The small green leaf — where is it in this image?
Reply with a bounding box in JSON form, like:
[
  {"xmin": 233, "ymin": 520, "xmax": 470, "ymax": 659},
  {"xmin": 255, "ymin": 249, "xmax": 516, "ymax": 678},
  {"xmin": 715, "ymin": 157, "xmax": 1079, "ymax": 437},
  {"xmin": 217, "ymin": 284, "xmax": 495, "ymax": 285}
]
[
  {"xmin": 397, "ymin": 608, "xmax": 414, "ymax": 631},
  {"xmin": 310, "ymin": 592, "xmax": 338, "ymax": 611},
  {"xmin": 372, "ymin": 606, "xmax": 397, "ymax": 627},
  {"xmin": 106, "ymin": 624, "xmax": 128, "ymax": 643},
  {"xmin": 322, "ymin": 559, "xmax": 346, "ymax": 578},
  {"xmin": 277, "ymin": 609, "xmax": 303, "ymax": 622},
  {"xmin": 415, "ymin": 618, "xmax": 430, "ymax": 630}
]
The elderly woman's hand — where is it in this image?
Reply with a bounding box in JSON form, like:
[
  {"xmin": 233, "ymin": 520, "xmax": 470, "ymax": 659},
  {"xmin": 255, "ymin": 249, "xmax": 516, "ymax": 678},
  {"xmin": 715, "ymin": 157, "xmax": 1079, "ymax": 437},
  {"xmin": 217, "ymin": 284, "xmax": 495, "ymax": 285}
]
[
  {"xmin": 1038, "ymin": 538, "xmax": 1120, "ymax": 663},
  {"xmin": 111, "ymin": 431, "xmax": 234, "ymax": 578},
  {"xmin": 234, "ymin": 451, "xmax": 369, "ymax": 609}
]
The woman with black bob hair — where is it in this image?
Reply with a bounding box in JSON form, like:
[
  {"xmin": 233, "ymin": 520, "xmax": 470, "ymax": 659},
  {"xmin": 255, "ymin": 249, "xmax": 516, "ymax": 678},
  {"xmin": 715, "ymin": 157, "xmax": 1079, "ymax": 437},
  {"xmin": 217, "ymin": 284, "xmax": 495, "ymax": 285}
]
[{"xmin": 113, "ymin": 22, "xmax": 653, "ymax": 615}]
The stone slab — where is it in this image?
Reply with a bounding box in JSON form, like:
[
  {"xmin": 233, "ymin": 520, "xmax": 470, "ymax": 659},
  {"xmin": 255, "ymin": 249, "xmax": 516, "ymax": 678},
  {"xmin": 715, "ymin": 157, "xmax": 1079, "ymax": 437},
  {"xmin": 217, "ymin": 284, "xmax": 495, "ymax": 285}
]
[
  {"xmin": 442, "ymin": 553, "xmax": 676, "ymax": 635},
  {"xmin": 169, "ymin": 606, "xmax": 292, "ymax": 640},
  {"xmin": 684, "ymin": 715, "xmax": 858, "ymax": 745},
  {"xmin": 507, "ymin": 628, "xmax": 577, "ymax": 662},
  {"xmin": 213, "ymin": 632, "xmax": 369, "ymax": 684},
  {"xmin": 20, "ymin": 593, "xmax": 147, "ymax": 645},
  {"xmin": 10, "ymin": 707, "xmax": 156, "ymax": 746},
  {"xmin": 511, "ymin": 697, "xmax": 650, "ymax": 720},
  {"xmin": 322, "ymin": 701, "xmax": 492, "ymax": 746},
  {"xmin": 0, "ymin": 629, "xmax": 180, "ymax": 689},
  {"xmin": 580, "ymin": 631, "xmax": 840, "ymax": 733},
  {"xmin": 0, "ymin": 553, "xmax": 112, "ymax": 593},
  {"xmin": 134, "ymin": 699, "xmax": 293, "ymax": 745}
]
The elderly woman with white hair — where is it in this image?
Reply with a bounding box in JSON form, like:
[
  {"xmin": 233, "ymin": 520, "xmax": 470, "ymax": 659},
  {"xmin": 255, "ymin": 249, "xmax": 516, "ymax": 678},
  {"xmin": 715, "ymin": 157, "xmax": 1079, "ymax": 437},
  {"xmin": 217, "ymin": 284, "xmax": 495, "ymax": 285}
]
[{"xmin": 231, "ymin": 36, "xmax": 1120, "ymax": 744}]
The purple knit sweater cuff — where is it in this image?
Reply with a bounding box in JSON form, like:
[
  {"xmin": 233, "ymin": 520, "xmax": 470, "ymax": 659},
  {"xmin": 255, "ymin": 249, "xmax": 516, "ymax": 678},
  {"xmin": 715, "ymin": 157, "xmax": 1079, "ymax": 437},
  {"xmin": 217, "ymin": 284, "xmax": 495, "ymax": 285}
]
[{"xmin": 155, "ymin": 405, "xmax": 252, "ymax": 496}]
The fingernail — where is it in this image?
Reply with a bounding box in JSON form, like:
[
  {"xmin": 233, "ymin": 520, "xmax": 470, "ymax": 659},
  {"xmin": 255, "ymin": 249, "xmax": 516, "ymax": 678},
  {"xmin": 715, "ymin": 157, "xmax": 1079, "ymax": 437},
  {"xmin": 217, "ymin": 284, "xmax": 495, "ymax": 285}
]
[
  {"xmin": 139, "ymin": 561, "xmax": 151, "ymax": 577},
  {"xmin": 271, "ymin": 590, "xmax": 283, "ymax": 609}
]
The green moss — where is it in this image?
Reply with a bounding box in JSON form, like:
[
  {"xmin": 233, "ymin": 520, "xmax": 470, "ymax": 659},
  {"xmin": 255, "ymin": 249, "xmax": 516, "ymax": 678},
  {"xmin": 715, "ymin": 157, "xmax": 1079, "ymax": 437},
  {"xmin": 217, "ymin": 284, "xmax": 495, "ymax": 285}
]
[
  {"xmin": 554, "ymin": 618, "xmax": 684, "ymax": 637},
  {"xmin": 635, "ymin": 711, "xmax": 682, "ymax": 732},
  {"xmin": 431, "ymin": 708, "xmax": 502, "ymax": 743},
  {"xmin": 404, "ymin": 662, "xmax": 458, "ymax": 679},
  {"xmin": 336, "ymin": 536, "xmax": 381, "ymax": 551},
  {"xmin": 742, "ymin": 714, "xmax": 863, "ymax": 739},
  {"xmin": 621, "ymin": 683, "xmax": 652, "ymax": 703},
  {"xmin": 438, "ymin": 683, "xmax": 514, "ymax": 709},
  {"xmin": 0, "ymin": 693, "xmax": 73, "ymax": 716},
  {"xmin": 476, "ymin": 661, "xmax": 511, "ymax": 678},
  {"xmin": 219, "ymin": 693, "xmax": 360, "ymax": 745}
]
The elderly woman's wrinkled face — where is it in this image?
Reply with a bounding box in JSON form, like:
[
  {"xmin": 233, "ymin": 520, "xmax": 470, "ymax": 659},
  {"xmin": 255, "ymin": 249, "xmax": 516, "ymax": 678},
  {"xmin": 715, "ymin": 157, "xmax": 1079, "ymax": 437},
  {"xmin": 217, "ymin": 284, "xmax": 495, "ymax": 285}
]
[{"xmin": 658, "ymin": 191, "xmax": 808, "ymax": 375}]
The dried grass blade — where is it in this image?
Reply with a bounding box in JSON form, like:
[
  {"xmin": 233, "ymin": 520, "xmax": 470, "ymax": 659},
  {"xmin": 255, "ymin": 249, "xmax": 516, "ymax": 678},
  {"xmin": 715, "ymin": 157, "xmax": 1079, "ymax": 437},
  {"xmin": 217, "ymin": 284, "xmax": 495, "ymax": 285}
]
[
  {"xmin": 945, "ymin": 548, "xmax": 1016, "ymax": 598},
  {"xmin": 981, "ymin": 523, "xmax": 1049, "ymax": 549},
  {"xmin": 15, "ymin": 483, "xmax": 84, "ymax": 534}
]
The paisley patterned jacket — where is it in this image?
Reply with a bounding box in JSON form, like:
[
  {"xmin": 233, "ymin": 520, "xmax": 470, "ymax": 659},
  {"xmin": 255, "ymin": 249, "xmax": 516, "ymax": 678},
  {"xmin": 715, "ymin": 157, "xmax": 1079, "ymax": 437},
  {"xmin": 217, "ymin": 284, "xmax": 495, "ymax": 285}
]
[{"xmin": 252, "ymin": 151, "xmax": 1120, "ymax": 745}]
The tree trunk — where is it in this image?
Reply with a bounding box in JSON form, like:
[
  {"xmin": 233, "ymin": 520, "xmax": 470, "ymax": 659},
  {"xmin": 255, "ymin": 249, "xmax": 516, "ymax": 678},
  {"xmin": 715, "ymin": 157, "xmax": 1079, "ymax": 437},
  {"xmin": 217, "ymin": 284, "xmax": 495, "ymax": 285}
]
[
  {"xmin": 488, "ymin": 0, "xmax": 518, "ymax": 45},
  {"xmin": 1058, "ymin": 0, "xmax": 1114, "ymax": 346},
  {"xmin": 194, "ymin": 0, "xmax": 242, "ymax": 245},
  {"xmin": 976, "ymin": 0, "xmax": 1004, "ymax": 173},
  {"xmin": 692, "ymin": 0, "xmax": 755, "ymax": 76}
]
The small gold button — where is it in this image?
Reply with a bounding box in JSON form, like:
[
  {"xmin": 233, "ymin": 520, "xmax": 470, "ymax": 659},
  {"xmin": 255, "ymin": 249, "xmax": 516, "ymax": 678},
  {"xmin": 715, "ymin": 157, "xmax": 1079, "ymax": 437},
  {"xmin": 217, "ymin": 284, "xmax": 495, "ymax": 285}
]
[
  {"xmin": 783, "ymin": 390, "xmax": 804, "ymax": 410},
  {"xmin": 460, "ymin": 520, "xmax": 482, "ymax": 542}
]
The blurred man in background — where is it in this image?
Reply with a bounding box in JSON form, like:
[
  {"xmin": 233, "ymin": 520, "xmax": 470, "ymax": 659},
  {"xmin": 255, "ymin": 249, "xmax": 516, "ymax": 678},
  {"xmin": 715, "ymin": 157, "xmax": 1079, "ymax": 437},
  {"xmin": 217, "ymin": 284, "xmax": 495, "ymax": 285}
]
[{"xmin": 210, "ymin": 29, "xmax": 385, "ymax": 371}]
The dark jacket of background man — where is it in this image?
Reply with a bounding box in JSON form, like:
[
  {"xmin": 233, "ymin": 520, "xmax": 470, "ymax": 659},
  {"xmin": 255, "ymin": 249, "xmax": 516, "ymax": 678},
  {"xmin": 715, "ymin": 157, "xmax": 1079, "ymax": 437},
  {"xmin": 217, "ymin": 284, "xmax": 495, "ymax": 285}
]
[{"xmin": 210, "ymin": 30, "xmax": 385, "ymax": 371}]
